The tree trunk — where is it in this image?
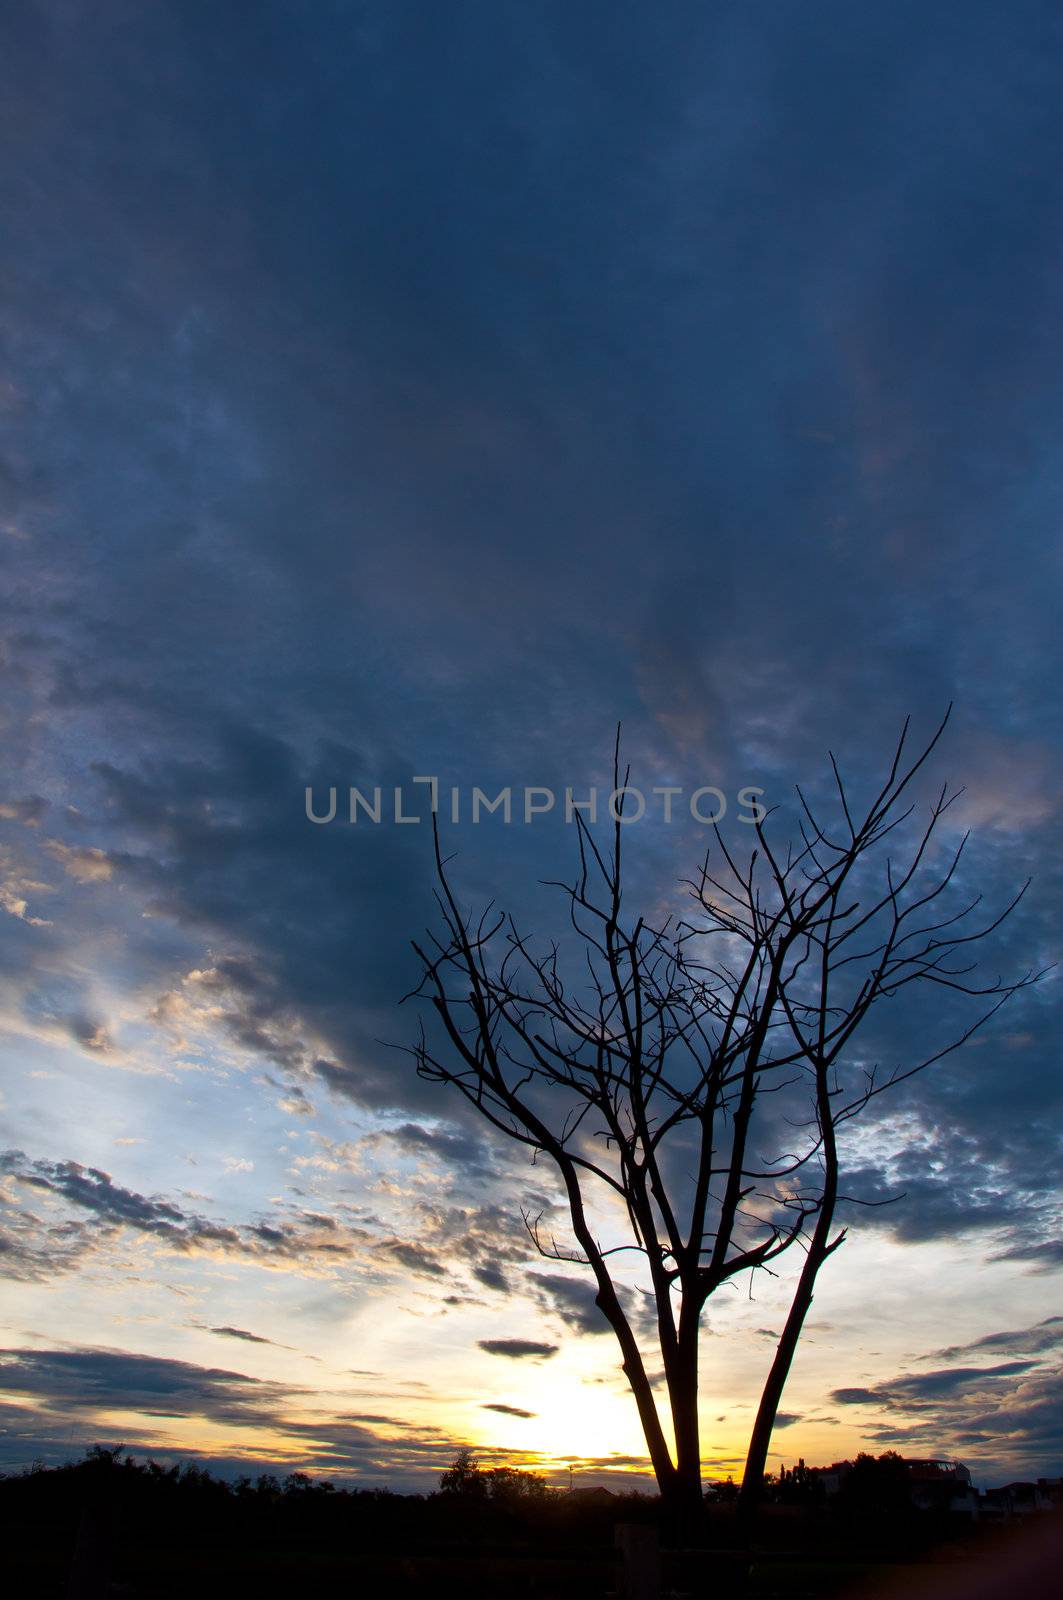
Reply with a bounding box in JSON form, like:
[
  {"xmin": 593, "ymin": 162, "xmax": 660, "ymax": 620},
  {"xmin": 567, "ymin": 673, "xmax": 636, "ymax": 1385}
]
[
  {"xmin": 663, "ymin": 1314, "xmax": 702, "ymax": 1545},
  {"xmin": 663, "ymin": 1466, "xmax": 704, "ymax": 1547},
  {"xmin": 739, "ymin": 1039, "xmax": 843, "ymax": 1530},
  {"xmin": 738, "ymin": 1199, "xmax": 839, "ymax": 1526},
  {"xmin": 621, "ymin": 1350, "xmax": 678, "ymax": 1501}
]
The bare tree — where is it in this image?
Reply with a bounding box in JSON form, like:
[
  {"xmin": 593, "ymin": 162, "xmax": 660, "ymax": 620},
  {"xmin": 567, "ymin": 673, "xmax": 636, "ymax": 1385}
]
[{"xmin": 406, "ymin": 714, "xmax": 1037, "ymax": 1524}]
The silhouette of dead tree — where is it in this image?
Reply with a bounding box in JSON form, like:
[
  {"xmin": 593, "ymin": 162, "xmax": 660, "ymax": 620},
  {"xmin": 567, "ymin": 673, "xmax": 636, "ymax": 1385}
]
[{"xmin": 406, "ymin": 711, "xmax": 1040, "ymax": 1524}]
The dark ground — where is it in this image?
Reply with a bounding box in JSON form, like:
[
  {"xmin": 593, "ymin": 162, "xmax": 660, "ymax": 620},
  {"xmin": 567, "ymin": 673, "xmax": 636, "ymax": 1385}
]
[{"xmin": 3, "ymin": 1451, "xmax": 1060, "ymax": 1599}]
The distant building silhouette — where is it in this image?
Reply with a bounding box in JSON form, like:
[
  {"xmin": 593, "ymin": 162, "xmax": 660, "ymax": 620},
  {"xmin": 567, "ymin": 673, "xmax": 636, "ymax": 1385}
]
[
  {"xmin": 983, "ymin": 1478, "xmax": 1063, "ymax": 1518},
  {"xmin": 566, "ymin": 1485, "xmax": 616, "ymax": 1508},
  {"xmin": 903, "ymin": 1459, "xmax": 977, "ymax": 1516},
  {"xmin": 792, "ymin": 1455, "xmax": 1062, "ymax": 1521}
]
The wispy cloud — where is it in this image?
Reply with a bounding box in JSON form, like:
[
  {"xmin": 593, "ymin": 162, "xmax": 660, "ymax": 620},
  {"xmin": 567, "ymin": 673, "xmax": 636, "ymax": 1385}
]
[{"xmin": 477, "ymin": 1340, "xmax": 559, "ymax": 1361}]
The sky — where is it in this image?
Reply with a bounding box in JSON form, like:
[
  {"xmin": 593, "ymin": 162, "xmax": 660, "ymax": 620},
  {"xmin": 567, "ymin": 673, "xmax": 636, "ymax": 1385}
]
[{"xmin": 1, "ymin": 0, "xmax": 1062, "ymax": 1492}]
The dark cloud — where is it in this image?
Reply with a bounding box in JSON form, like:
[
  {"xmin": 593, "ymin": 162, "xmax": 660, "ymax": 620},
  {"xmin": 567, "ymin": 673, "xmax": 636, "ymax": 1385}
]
[
  {"xmin": 482, "ymin": 1403, "xmax": 535, "ymax": 1419},
  {"xmin": 0, "ymin": 1345, "xmax": 467, "ymax": 1484},
  {"xmin": 993, "ymin": 1239, "xmax": 1063, "ymax": 1271},
  {"xmin": 0, "ymin": 1149, "xmax": 368, "ymax": 1278},
  {"xmin": 477, "ymin": 1340, "xmax": 559, "ymax": 1360},
  {"xmin": 64, "ymin": 1014, "xmax": 113, "ymax": 1052},
  {"xmin": 405, "ymin": 1198, "xmax": 547, "ymax": 1296},
  {"xmin": 8, "ymin": 1151, "xmax": 191, "ymax": 1234},
  {"xmin": 206, "ymin": 1326, "xmax": 276, "ymax": 1347},
  {"xmin": 930, "ymin": 1317, "xmax": 1063, "ymax": 1364},
  {"xmin": 0, "ymin": 1346, "xmax": 284, "ymax": 1428},
  {"xmin": 383, "ymin": 1123, "xmax": 493, "ymax": 1174},
  {"xmin": 829, "ymin": 1340, "xmax": 1063, "ymax": 1480},
  {"xmin": 1, "ymin": 0, "xmax": 1058, "ymax": 1159},
  {"xmin": 383, "ymin": 1240, "xmax": 447, "ymax": 1278},
  {"xmin": 525, "ymin": 1270, "xmax": 659, "ymax": 1342},
  {"xmin": 832, "ymin": 1361, "xmax": 1038, "ymax": 1406},
  {"xmin": 529, "ymin": 1272, "xmax": 609, "ymax": 1335},
  {"xmin": 837, "ymin": 1133, "xmax": 1063, "ymax": 1261},
  {"xmin": 473, "ymin": 1262, "xmax": 510, "ymax": 1292}
]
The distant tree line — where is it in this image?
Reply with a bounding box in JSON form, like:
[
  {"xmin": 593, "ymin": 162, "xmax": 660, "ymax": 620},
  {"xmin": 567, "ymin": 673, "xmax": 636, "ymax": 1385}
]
[{"xmin": 4, "ymin": 1442, "xmax": 1025, "ymax": 1599}]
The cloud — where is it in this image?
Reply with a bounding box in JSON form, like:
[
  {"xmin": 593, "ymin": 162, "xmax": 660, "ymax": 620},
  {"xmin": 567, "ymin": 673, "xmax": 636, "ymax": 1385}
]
[
  {"xmin": 205, "ymin": 1326, "xmax": 276, "ymax": 1346},
  {"xmin": 7, "ymin": 1151, "xmax": 191, "ymax": 1234},
  {"xmin": 383, "ymin": 1240, "xmax": 447, "ymax": 1278},
  {"xmin": 472, "ymin": 1262, "xmax": 509, "ymax": 1292},
  {"xmin": 395, "ymin": 1197, "xmax": 547, "ymax": 1297},
  {"xmin": 993, "ymin": 1240, "xmax": 1063, "ymax": 1271},
  {"xmin": 0, "ymin": 1345, "xmax": 285, "ymax": 1428},
  {"xmin": 828, "ymin": 1339, "xmax": 1063, "ymax": 1480},
  {"xmin": 477, "ymin": 1339, "xmax": 558, "ymax": 1360},
  {"xmin": 265, "ymin": 1078, "xmax": 316, "ymax": 1118},
  {"xmin": 930, "ymin": 1317, "xmax": 1063, "ymax": 1364},
  {"xmin": 0, "ymin": 1345, "xmax": 462, "ymax": 1482},
  {"xmin": 831, "ymin": 1361, "xmax": 1039, "ymax": 1406},
  {"xmin": 482, "ymin": 1403, "xmax": 535, "ymax": 1418},
  {"xmin": 380, "ymin": 1122, "xmax": 494, "ymax": 1175},
  {"xmin": 836, "ymin": 1130, "xmax": 1063, "ymax": 1264},
  {"xmin": 43, "ymin": 840, "xmax": 114, "ymax": 883},
  {"xmin": 0, "ymin": 798, "xmax": 47, "ymax": 828},
  {"xmin": 529, "ymin": 1272, "xmax": 609, "ymax": 1335},
  {"xmin": 65, "ymin": 1015, "xmax": 115, "ymax": 1054},
  {"xmin": 526, "ymin": 1271, "xmax": 658, "ymax": 1342},
  {"xmin": 2, "ymin": 1136, "xmax": 540, "ymax": 1304},
  {"xmin": 0, "ymin": 1149, "xmax": 366, "ymax": 1279}
]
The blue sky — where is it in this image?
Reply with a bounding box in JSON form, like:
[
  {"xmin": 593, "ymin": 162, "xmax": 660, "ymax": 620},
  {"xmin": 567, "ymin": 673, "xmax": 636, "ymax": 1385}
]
[{"xmin": 1, "ymin": 0, "xmax": 1061, "ymax": 1489}]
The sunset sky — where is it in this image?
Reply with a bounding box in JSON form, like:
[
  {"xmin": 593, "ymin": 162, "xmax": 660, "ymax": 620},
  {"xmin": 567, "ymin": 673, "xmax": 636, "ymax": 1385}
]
[{"xmin": 1, "ymin": 3, "xmax": 1061, "ymax": 1492}]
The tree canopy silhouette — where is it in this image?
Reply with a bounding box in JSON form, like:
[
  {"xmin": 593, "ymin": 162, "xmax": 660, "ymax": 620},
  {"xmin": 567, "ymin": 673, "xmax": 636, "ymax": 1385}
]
[{"xmin": 407, "ymin": 713, "xmax": 1038, "ymax": 1521}]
